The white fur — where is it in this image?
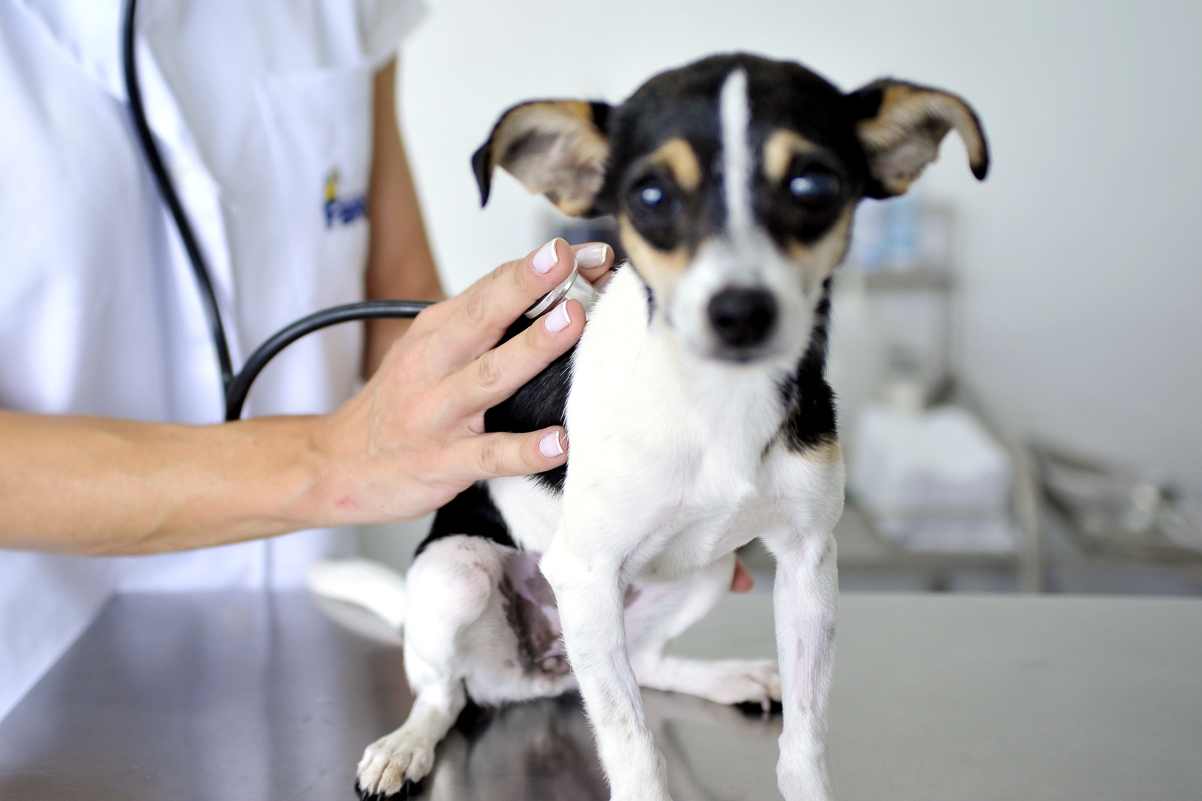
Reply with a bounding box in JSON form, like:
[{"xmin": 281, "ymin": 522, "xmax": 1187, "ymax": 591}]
[
  {"xmin": 720, "ymin": 69, "xmax": 753, "ymax": 236},
  {"xmin": 537, "ymin": 262, "xmax": 843, "ymax": 801}
]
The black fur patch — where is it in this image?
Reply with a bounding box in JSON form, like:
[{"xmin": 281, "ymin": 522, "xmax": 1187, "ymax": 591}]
[
  {"xmin": 417, "ymin": 481, "xmax": 516, "ymax": 557},
  {"xmin": 481, "ymin": 315, "xmax": 574, "ymax": 493},
  {"xmin": 589, "ymin": 101, "xmax": 613, "ymax": 135},
  {"xmin": 776, "ymin": 278, "xmax": 837, "ymax": 452}
]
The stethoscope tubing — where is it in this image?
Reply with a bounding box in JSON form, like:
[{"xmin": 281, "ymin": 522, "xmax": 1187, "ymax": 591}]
[
  {"xmin": 122, "ymin": 0, "xmax": 235, "ymax": 393},
  {"xmin": 222, "ymin": 299, "xmax": 432, "ymax": 421},
  {"xmin": 122, "ymin": 0, "xmax": 431, "ymax": 423}
]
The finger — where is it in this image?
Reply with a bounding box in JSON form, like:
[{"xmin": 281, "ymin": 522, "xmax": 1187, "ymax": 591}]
[
  {"xmin": 452, "ymin": 427, "xmax": 568, "ymax": 482},
  {"xmin": 445, "ymin": 299, "xmax": 585, "ymax": 415},
  {"xmin": 431, "ymin": 239, "xmax": 577, "ymax": 369},
  {"xmin": 572, "ymin": 242, "xmax": 615, "ymax": 285}
]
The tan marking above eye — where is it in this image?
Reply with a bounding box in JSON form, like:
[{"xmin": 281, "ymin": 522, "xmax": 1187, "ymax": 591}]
[
  {"xmin": 647, "ymin": 137, "xmax": 703, "ymax": 191},
  {"xmin": 762, "ymin": 129, "xmax": 819, "ymax": 183},
  {"xmin": 618, "ymin": 215, "xmax": 691, "ymax": 275}
]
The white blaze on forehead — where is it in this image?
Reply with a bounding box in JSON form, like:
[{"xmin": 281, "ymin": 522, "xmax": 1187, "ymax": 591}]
[{"xmin": 719, "ymin": 69, "xmax": 752, "ymax": 236}]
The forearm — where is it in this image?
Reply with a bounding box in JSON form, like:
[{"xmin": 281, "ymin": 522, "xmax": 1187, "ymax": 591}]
[
  {"xmin": 1, "ymin": 238, "xmax": 595, "ymax": 558},
  {"xmin": 0, "ymin": 410, "xmax": 331, "ymax": 555},
  {"xmin": 364, "ymin": 59, "xmax": 444, "ymax": 377}
]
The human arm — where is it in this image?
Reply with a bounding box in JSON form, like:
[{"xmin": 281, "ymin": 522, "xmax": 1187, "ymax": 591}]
[{"xmin": 0, "ymin": 239, "xmax": 608, "ymax": 556}]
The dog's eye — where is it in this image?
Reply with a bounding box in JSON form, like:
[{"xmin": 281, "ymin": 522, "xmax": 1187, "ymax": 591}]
[
  {"xmin": 787, "ymin": 170, "xmax": 841, "ymax": 205},
  {"xmin": 629, "ymin": 177, "xmax": 679, "ymax": 221},
  {"xmin": 640, "ymin": 184, "xmax": 665, "ymax": 207}
]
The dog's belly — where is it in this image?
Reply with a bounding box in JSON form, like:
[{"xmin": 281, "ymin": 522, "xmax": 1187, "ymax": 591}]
[
  {"xmin": 464, "ymin": 549, "xmax": 682, "ymax": 702},
  {"xmin": 635, "ymin": 506, "xmax": 764, "ymax": 583}
]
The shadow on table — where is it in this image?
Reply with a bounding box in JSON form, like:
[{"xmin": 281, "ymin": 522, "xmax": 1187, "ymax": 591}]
[{"xmin": 412, "ymin": 690, "xmax": 784, "ymax": 801}]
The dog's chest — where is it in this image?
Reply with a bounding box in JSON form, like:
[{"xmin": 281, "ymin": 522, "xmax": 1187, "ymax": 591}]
[{"xmin": 495, "ymin": 269, "xmax": 794, "ymax": 570}]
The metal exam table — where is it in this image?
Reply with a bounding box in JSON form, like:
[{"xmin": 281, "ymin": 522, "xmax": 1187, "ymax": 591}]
[{"xmin": 1, "ymin": 590, "xmax": 1199, "ymax": 800}]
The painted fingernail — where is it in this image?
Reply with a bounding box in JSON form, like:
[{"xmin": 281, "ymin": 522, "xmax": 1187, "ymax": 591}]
[
  {"xmin": 539, "ymin": 431, "xmax": 566, "ymax": 458},
  {"xmin": 575, "ymin": 243, "xmax": 609, "ymax": 268},
  {"xmin": 532, "ymin": 239, "xmax": 559, "ymax": 274},
  {"xmin": 544, "ymin": 301, "xmax": 571, "ymax": 333}
]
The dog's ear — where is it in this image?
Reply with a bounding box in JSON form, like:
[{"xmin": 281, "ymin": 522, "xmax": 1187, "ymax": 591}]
[
  {"xmin": 471, "ymin": 100, "xmax": 612, "ymax": 216},
  {"xmin": 847, "ymin": 80, "xmax": 989, "ymax": 198}
]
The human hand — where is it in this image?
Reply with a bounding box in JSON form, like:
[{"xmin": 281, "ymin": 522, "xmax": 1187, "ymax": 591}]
[{"xmin": 307, "ymin": 239, "xmax": 615, "ymax": 526}]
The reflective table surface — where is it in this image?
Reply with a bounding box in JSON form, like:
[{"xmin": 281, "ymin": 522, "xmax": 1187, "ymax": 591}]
[{"xmin": 1, "ymin": 589, "xmax": 1201, "ymax": 801}]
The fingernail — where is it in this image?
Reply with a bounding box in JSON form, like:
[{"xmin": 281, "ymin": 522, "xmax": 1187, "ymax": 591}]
[
  {"xmin": 544, "ymin": 301, "xmax": 571, "ymax": 333},
  {"xmin": 532, "ymin": 239, "xmax": 559, "ymax": 274},
  {"xmin": 576, "ymin": 243, "xmax": 609, "ymax": 269},
  {"xmin": 539, "ymin": 431, "xmax": 565, "ymax": 458}
]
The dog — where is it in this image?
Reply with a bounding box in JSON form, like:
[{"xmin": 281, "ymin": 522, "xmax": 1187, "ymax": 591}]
[{"xmin": 312, "ymin": 52, "xmax": 988, "ymax": 801}]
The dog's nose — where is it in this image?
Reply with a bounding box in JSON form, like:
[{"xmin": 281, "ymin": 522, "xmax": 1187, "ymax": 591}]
[{"xmin": 707, "ymin": 288, "xmax": 777, "ymax": 349}]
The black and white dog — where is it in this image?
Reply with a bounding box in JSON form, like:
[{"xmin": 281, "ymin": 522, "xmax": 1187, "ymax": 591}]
[{"xmin": 313, "ymin": 52, "xmax": 988, "ymax": 801}]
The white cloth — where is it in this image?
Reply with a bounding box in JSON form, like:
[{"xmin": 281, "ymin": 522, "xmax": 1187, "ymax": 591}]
[
  {"xmin": 0, "ymin": 0, "xmax": 423, "ymax": 720},
  {"xmin": 849, "ymin": 403, "xmax": 1016, "ymax": 553}
]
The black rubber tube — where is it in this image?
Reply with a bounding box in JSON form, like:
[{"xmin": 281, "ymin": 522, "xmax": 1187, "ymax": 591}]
[
  {"xmin": 122, "ymin": 0, "xmax": 235, "ymax": 394},
  {"xmin": 223, "ymin": 300, "xmax": 433, "ymax": 421},
  {"xmin": 125, "ymin": 0, "xmax": 434, "ymax": 424}
]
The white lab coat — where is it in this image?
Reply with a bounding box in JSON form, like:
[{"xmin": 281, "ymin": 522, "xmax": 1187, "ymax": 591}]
[{"xmin": 0, "ymin": 0, "xmax": 423, "ymax": 720}]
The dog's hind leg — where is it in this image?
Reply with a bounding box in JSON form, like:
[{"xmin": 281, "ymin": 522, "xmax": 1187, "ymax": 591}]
[
  {"xmin": 357, "ymin": 680, "xmax": 465, "ymax": 799},
  {"xmin": 355, "ymin": 536, "xmax": 501, "ymax": 799},
  {"xmin": 628, "ymin": 553, "xmax": 780, "ymax": 708}
]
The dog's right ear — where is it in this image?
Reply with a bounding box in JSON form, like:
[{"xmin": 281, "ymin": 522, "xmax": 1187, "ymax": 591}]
[{"xmin": 471, "ymin": 100, "xmax": 611, "ymax": 216}]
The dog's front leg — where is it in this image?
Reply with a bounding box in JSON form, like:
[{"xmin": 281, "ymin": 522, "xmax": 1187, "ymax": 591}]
[
  {"xmin": 541, "ymin": 540, "xmax": 672, "ymax": 801},
  {"xmin": 762, "ymin": 528, "xmax": 839, "ymax": 801}
]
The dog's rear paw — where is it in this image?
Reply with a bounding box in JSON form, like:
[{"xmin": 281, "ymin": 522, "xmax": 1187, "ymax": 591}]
[
  {"xmin": 356, "ymin": 732, "xmax": 436, "ymax": 798},
  {"xmin": 704, "ymin": 658, "xmax": 781, "ymax": 707},
  {"xmin": 355, "ymin": 778, "xmax": 420, "ymax": 800}
]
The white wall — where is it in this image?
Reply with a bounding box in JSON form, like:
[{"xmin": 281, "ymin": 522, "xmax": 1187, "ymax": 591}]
[{"xmin": 397, "ymin": 0, "xmax": 1202, "ymax": 493}]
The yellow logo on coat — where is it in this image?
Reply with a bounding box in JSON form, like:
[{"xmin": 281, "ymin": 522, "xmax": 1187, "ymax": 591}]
[{"xmin": 323, "ymin": 167, "xmax": 367, "ymax": 228}]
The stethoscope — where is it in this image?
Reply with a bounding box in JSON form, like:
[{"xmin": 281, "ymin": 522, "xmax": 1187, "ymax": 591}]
[{"xmin": 120, "ymin": 0, "xmax": 594, "ymax": 423}]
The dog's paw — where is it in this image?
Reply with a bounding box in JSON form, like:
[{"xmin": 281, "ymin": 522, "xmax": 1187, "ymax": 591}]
[
  {"xmin": 355, "ymin": 778, "xmax": 420, "ymax": 800},
  {"xmin": 704, "ymin": 658, "xmax": 781, "ymax": 707},
  {"xmin": 356, "ymin": 732, "xmax": 436, "ymax": 798}
]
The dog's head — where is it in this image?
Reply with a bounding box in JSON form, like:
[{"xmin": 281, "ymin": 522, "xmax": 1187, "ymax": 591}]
[{"xmin": 473, "ymin": 53, "xmax": 988, "ymax": 364}]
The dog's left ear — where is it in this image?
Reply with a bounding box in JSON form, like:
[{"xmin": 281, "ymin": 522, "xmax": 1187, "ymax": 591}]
[
  {"xmin": 848, "ymin": 80, "xmax": 989, "ymax": 198},
  {"xmin": 471, "ymin": 100, "xmax": 612, "ymax": 216}
]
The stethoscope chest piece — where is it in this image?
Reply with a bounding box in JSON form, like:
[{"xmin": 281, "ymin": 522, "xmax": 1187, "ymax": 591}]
[{"xmin": 523, "ymin": 260, "xmax": 599, "ymax": 320}]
